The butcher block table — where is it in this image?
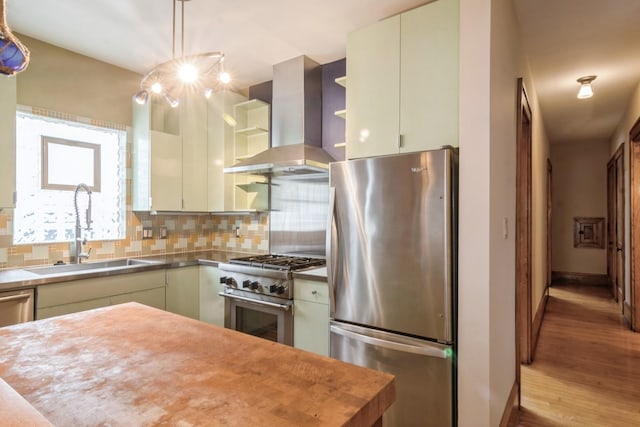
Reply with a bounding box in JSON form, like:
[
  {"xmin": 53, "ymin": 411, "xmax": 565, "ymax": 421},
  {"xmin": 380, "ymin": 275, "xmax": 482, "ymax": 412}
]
[{"xmin": 0, "ymin": 302, "xmax": 395, "ymax": 426}]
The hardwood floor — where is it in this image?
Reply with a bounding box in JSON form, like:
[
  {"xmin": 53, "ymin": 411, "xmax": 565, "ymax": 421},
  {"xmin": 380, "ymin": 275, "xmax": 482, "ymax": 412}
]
[{"xmin": 519, "ymin": 283, "xmax": 640, "ymax": 426}]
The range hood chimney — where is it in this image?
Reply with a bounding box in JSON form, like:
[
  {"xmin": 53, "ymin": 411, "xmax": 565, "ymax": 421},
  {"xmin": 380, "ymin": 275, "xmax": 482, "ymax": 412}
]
[{"xmin": 224, "ymin": 55, "xmax": 335, "ymax": 175}]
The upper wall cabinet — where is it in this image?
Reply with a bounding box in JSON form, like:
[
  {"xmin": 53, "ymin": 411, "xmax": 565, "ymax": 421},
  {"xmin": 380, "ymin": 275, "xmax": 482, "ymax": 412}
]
[
  {"xmin": 0, "ymin": 77, "xmax": 16, "ymax": 209},
  {"xmin": 346, "ymin": 0, "xmax": 459, "ymax": 159},
  {"xmin": 133, "ymin": 95, "xmax": 211, "ymax": 212}
]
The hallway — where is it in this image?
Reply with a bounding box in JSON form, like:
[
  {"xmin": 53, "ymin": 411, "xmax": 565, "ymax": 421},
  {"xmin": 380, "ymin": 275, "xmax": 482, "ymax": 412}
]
[{"xmin": 518, "ymin": 284, "xmax": 640, "ymax": 426}]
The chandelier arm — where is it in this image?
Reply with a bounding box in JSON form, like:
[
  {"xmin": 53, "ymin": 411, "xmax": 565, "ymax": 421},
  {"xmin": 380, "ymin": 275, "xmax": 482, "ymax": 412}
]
[{"xmin": 181, "ymin": 0, "xmax": 185, "ymax": 58}]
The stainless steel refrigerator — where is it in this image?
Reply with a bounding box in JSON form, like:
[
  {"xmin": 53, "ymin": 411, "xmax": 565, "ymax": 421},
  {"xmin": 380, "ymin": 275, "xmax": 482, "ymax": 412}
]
[{"xmin": 328, "ymin": 147, "xmax": 457, "ymax": 427}]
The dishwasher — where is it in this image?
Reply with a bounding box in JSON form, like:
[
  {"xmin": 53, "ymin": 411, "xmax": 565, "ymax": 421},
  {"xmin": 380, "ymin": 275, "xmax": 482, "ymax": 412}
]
[{"xmin": 0, "ymin": 289, "xmax": 35, "ymax": 327}]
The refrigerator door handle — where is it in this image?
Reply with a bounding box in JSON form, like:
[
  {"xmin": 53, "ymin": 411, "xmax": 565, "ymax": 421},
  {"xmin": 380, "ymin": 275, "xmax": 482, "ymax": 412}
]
[
  {"xmin": 326, "ymin": 186, "xmax": 337, "ymax": 316},
  {"xmin": 330, "ymin": 324, "xmax": 449, "ymax": 359}
]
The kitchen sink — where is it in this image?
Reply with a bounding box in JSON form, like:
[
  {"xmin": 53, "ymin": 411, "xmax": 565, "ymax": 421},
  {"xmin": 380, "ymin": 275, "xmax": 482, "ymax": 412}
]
[{"xmin": 25, "ymin": 258, "xmax": 163, "ymax": 275}]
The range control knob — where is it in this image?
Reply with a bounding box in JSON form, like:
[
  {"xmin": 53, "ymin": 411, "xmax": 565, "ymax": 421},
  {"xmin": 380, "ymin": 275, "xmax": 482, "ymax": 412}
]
[
  {"xmin": 242, "ymin": 280, "xmax": 251, "ymax": 288},
  {"xmin": 250, "ymin": 281, "xmax": 260, "ymax": 290},
  {"xmin": 269, "ymin": 284, "xmax": 278, "ymax": 293},
  {"xmin": 225, "ymin": 277, "xmax": 235, "ymax": 287},
  {"xmin": 276, "ymin": 285, "xmax": 285, "ymax": 295},
  {"xmin": 219, "ymin": 276, "xmax": 227, "ymax": 284}
]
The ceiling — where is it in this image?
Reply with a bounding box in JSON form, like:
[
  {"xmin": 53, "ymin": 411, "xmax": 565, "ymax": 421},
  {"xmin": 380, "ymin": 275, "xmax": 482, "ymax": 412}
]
[
  {"xmin": 7, "ymin": 0, "xmax": 640, "ymax": 145},
  {"xmin": 513, "ymin": 0, "xmax": 640, "ymax": 144}
]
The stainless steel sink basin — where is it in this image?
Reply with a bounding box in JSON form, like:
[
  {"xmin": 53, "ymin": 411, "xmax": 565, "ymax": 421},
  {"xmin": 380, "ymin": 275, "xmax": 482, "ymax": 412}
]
[{"xmin": 25, "ymin": 258, "xmax": 162, "ymax": 275}]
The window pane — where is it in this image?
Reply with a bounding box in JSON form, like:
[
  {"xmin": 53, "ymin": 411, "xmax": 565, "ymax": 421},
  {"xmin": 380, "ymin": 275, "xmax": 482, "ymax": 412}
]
[{"xmin": 14, "ymin": 111, "xmax": 126, "ymax": 245}]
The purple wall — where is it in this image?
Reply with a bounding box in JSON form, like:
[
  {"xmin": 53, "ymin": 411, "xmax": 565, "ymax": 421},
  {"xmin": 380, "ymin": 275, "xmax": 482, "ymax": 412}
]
[{"xmin": 321, "ymin": 58, "xmax": 346, "ymax": 161}]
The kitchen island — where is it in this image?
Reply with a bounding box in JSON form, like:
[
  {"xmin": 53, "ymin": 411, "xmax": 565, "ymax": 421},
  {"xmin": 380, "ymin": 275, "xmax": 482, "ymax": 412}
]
[{"xmin": 0, "ymin": 303, "xmax": 395, "ymax": 426}]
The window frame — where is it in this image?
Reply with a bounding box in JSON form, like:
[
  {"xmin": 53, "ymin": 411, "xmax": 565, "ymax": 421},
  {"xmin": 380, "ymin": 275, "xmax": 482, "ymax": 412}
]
[{"xmin": 40, "ymin": 135, "xmax": 102, "ymax": 192}]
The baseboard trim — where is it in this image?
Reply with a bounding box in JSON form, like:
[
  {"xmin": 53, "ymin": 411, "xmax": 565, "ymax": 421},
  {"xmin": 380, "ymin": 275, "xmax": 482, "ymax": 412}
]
[
  {"xmin": 551, "ymin": 271, "xmax": 609, "ymax": 286},
  {"xmin": 531, "ymin": 288, "xmax": 549, "ymax": 359},
  {"xmin": 623, "ymin": 301, "xmax": 632, "ymax": 326},
  {"xmin": 500, "ymin": 380, "xmax": 520, "ymax": 427}
]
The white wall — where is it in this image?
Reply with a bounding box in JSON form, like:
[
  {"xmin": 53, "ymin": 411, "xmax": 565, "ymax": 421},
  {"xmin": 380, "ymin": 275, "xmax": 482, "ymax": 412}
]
[
  {"xmin": 609, "ymin": 80, "xmax": 640, "ymax": 304},
  {"xmin": 459, "ymin": 0, "xmax": 550, "ymax": 425},
  {"xmin": 551, "ymin": 140, "xmax": 609, "ymax": 275}
]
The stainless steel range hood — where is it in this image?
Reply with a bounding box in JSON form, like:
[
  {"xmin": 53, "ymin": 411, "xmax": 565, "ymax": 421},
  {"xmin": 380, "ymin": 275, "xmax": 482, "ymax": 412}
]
[{"xmin": 224, "ymin": 55, "xmax": 335, "ymax": 176}]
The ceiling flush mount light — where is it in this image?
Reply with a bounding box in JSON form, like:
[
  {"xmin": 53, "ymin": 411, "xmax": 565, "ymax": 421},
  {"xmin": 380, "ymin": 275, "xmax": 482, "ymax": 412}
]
[
  {"xmin": 0, "ymin": 0, "xmax": 30, "ymax": 75},
  {"xmin": 576, "ymin": 75, "xmax": 597, "ymax": 99},
  {"xmin": 134, "ymin": 0, "xmax": 230, "ymax": 108}
]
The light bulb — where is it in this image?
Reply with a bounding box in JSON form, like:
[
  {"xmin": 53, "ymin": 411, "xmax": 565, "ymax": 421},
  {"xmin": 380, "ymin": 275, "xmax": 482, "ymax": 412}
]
[
  {"xmin": 219, "ymin": 71, "xmax": 231, "ymax": 84},
  {"xmin": 204, "ymin": 88, "xmax": 213, "ymax": 99},
  {"xmin": 577, "ymin": 84, "xmax": 593, "ymax": 99},
  {"xmin": 179, "ymin": 63, "xmax": 198, "ymax": 83},
  {"xmin": 134, "ymin": 90, "xmax": 149, "ymax": 105},
  {"xmin": 164, "ymin": 94, "xmax": 180, "ymax": 108},
  {"xmin": 151, "ymin": 82, "xmax": 163, "ymax": 94}
]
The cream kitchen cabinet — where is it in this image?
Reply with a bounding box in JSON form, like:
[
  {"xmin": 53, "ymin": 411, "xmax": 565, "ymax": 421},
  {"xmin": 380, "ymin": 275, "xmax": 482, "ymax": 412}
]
[
  {"xmin": 346, "ymin": 0, "xmax": 459, "ymax": 159},
  {"xmin": 36, "ymin": 269, "xmax": 166, "ymax": 320},
  {"xmin": 166, "ymin": 266, "xmax": 200, "ymax": 320},
  {"xmin": 293, "ymin": 278, "xmax": 329, "ymax": 356},
  {"xmin": 132, "ymin": 96, "xmax": 210, "ymax": 212},
  {"xmin": 207, "ymin": 90, "xmax": 247, "ymax": 212},
  {"xmin": 0, "ymin": 76, "xmax": 16, "ymax": 209},
  {"xmin": 198, "ymin": 265, "xmax": 225, "ymax": 327}
]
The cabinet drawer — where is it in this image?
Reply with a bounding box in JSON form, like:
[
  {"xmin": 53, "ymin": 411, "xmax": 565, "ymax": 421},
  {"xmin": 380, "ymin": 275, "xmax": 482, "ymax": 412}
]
[
  {"xmin": 294, "ymin": 279, "xmax": 329, "ymax": 305},
  {"xmin": 38, "ymin": 270, "xmax": 166, "ymax": 308}
]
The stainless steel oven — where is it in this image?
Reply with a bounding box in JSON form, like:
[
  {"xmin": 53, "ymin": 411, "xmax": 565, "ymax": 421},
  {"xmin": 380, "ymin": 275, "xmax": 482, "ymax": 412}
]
[{"xmin": 218, "ymin": 255, "xmax": 325, "ymax": 346}]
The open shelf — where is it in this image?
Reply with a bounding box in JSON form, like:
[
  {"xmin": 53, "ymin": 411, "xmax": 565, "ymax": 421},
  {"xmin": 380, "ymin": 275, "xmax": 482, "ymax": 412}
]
[
  {"xmin": 234, "ymin": 98, "xmax": 269, "ymax": 111},
  {"xmin": 235, "ymin": 126, "xmax": 268, "ymax": 136},
  {"xmin": 334, "ymin": 109, "xmax": 346, "ymax": 119},
  {"xmin": 335, "ymin": 76, "xmax": 347, "ymax": 88},
  {"xmin": 334, "ymin": 142, "xmax": 346, "ymax": 148}
]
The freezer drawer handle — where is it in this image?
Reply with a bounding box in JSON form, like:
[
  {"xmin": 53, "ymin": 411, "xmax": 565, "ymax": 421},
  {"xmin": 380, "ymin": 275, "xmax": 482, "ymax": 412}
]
[
  {"xmin": 330, "ymin": 325, "xmax": 449, "ymax": 359},
  {"xmin": 0, "ymin": 293, "xmax": 31, "ymax": 303},
  {"xmin": 218, "ymin": 292, "xmax": 292, "ymax": 311}
]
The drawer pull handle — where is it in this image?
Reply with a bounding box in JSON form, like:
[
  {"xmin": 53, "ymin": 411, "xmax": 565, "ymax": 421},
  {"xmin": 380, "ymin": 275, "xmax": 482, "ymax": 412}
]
[{"xmin": 311, "ymin": 290, "xmax": 318, "ymax": 295}]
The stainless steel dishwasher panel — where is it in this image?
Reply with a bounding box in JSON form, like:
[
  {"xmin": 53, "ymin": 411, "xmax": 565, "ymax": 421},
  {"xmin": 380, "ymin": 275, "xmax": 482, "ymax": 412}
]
[{"xmin": 0, "ymin": 288, "xmax": 35, "ymax": 327}]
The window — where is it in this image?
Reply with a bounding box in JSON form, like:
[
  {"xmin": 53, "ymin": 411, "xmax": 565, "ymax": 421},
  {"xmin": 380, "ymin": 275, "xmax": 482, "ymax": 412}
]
[{"xmin": 13, "ymin": 110, "xmax": 126, "ymax": 245}]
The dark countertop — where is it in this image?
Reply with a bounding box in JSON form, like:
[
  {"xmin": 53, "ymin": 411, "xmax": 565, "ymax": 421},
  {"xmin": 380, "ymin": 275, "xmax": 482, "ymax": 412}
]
[
  {"xmin": 0, "ymin": 250, "xmax": 252, "ymax": 292},
  {"xmin": 0, "ymin": 303, "xmax": 395, "ymax": 426}
]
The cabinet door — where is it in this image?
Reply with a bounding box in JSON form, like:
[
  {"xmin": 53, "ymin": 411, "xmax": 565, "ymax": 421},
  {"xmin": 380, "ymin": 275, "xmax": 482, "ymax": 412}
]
[
  {"xmin": 37, "ymin": 297, "xmax": 112, "ymax": 320},
  {"xmin": 182, "ymin": 96, "xmax": 208, "ymax": 211},
  {"xmin": 346, "ymin": 15, "xmax": 400, "ymax": 160},
  {"xmin": 294, "ymin": 279, "xmax": 329, "ymax": 356},
  {"xmin": 110, "ymin": 287, "xmax": 166, "ymax": 311},
  {"xmin": 400, "ymin": 0, "xmax": 459, "ymax": 152},
  {"xmin": 198, "ymin": 265, "xmax": 225, "ymax": 327},
  {"xmin": 150, "ymin": 130, "xmax": 182, "ymax": 211},
  {"xmin": 166, "ymin": 266, "xmax": 200, "ymax": 319},
  {"xmin": 0, "ymin": 77, "xmax": 16, "ymax": 208}
]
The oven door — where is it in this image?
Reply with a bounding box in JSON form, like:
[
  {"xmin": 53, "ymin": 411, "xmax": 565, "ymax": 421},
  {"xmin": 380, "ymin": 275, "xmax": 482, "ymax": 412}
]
[{"xmin": 220, "ymin": 291, "xmax": 293, "ymax": 346}]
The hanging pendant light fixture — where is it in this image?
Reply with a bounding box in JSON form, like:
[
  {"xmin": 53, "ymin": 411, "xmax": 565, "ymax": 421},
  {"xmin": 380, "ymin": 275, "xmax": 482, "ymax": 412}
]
[
  {"xmin": 576, "ymin": 75, "xmax": 597, "ymax": 99},
  {"xmin": 133, "ymin": 0, "xmax": 230, "ymax": 108},
  {"xmin": 0, "ymin": 0, "xmax": 30, "ymax": 76}
]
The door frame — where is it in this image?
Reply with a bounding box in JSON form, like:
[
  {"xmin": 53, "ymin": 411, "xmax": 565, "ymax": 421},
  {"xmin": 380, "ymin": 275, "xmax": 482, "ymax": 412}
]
[
  {"xmin": 607, "ymin": 147, "xmax": 621, "ymax": 300},
  {"xmin": 515, "ymin": 78, "xmax": 533, "ymax": 373},
  {"xmin": 546, "ymin": 159, "xmax": 552, "ymax": 287},
  {"xmin": 629, "ymin": 116, "xmax": 640, "ymax": 331}
]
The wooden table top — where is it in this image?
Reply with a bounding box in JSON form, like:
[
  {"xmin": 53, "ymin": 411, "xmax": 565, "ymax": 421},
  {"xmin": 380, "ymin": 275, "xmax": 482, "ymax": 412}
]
[{"xmin": 0, "ymin": 303, "xmax": 395, "ymax": 426}]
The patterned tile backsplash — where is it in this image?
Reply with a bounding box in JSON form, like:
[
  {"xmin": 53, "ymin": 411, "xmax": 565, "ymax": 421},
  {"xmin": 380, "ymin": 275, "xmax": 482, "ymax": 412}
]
[
  {"xmin": 0, "ymin": 209, "xmax": 269, "ymax": 270},
  {"xmin": 0, "ymin": 106, "xmax": 269, "ymax": 270}
]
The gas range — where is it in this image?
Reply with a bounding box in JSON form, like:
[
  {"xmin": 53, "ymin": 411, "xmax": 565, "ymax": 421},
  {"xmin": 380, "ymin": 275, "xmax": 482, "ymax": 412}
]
[{"xmin": 218, "ymin": 254, "xmax": 326, "ymax": 300}]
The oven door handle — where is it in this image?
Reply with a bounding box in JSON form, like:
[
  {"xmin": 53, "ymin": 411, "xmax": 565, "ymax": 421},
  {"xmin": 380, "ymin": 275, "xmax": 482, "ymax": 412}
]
[{"xmin": 218, "ymin": 292, "xmax": 292, "ymax": 311}]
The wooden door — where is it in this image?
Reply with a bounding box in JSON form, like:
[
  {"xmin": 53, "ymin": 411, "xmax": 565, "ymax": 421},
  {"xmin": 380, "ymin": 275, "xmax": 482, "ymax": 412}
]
[
  {"xmin": 516, "ymin": 78, "xmax": 533, "ymax": 370},
  {"xmin": 615, "ymin": 152, "xmax": 625, "ymax": 312},
  {"xmin": 631, "ymin": 117, "xmax": 640, "ymax": 331},
  {"xmin": 607, "ymin": 153, "xmax": 618, "ymax": 300}
]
